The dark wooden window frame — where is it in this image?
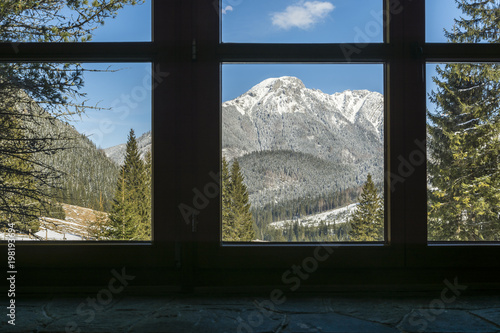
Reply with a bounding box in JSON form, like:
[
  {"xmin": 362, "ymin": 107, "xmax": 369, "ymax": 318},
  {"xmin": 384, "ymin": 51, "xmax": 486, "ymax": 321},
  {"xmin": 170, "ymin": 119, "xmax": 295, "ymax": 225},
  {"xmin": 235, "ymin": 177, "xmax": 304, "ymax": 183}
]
[
  {"xmin": 190, "ymin": 0, "xmax": 500, "ymax": 288},
  {"xmin": 1, "ymin": 0, "xmax": 499, "ymax": 291}
]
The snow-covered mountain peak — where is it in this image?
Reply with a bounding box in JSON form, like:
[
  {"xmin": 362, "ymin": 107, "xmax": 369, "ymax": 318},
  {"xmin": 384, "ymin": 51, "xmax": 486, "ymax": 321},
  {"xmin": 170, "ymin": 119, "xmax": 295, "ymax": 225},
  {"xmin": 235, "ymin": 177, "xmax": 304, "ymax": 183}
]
[
  {"xmin": 252, "ymin": 76, "xmax": 306, "ymax": 92},
  {"xmin": 223, "ymin": 76, "xmax": 308, "ymax": 116},
  {"xmin": 222, "ymin": 78, "xmax": 384, "ymax": 144},
  {"xmin": 222, "ymin": 77, "xmax": 385, "ymax": 161}
]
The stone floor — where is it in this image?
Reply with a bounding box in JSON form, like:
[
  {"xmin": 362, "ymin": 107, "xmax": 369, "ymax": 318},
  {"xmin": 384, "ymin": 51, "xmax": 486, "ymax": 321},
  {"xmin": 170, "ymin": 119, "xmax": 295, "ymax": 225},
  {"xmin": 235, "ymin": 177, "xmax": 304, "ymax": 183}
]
[{"xmin": 3, "ymin": 291, "xmax": 500, "ymax": 333}]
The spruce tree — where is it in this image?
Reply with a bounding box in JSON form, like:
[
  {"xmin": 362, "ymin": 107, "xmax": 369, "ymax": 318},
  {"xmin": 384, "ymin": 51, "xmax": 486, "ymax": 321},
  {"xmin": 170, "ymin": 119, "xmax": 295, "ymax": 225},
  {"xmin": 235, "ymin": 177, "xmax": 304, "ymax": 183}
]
[
  {"xmin": 229, "ymin": 160, "xmax": 256, "ymax": 241},
  {"xmin": 107, "ymin": 167, "xmax": 135, "ymax": 239},
  {"xmin": 221, "ymin": 156, "xmax": 237, "ymax": 240},
  {"xmin": 86, "ymin": 192, "xmax": 108, "ymax": 241},
  {"xmin": 349, "ymin": 174, "xmax": 383, "ymax": 241},
  {"xmin": 427, "ymin": 0, "xmax": 500, "ymax": 241},
  {"xmin": 142, "ymin": 150, "xmax": 152, "ymax": 239},
  {"xmin": 221, "ymin": 158, "xmax": 256, "ymax": 241},
  {"xmin": 107, "ymin": 129, "xmax": 150, "ymax": 240}
]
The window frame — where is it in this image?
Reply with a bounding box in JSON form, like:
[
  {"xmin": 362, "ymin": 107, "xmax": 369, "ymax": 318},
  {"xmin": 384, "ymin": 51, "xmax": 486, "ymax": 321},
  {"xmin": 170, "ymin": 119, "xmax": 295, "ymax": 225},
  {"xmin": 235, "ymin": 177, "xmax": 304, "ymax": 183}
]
[
  {"xmin": 1, "ymin": 0, "xmax": 499, "ymax": 291},
  {"xmin": 0, "ymin": 1, "xmax": 188, "ymax": 289},
  {"xmin": 190, "ymin": 0, "xmax": 500, "ymax": 276},
  {"xmin": 191, "ymin": 0, "xmax": 401, "ymax": 272}
]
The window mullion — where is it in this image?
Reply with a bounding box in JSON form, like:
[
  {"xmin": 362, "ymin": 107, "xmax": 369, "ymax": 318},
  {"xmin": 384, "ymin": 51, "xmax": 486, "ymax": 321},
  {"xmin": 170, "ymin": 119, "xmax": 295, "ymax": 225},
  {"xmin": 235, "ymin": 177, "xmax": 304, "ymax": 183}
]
[{"xmin": 398, "ymin": 0, "xmax": 428, "ymax": 252}]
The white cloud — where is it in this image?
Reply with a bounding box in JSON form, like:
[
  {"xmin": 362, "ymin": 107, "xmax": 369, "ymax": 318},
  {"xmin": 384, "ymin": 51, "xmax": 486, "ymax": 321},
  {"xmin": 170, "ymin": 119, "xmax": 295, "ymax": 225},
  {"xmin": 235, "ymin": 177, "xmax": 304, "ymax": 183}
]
[
  {"xmin": 271, "ymin": 1, "xmax": 334, "ymax": 30},
  {"xmin": 222, "ymin": 5, "xmax": 233, "ymax": 14}
]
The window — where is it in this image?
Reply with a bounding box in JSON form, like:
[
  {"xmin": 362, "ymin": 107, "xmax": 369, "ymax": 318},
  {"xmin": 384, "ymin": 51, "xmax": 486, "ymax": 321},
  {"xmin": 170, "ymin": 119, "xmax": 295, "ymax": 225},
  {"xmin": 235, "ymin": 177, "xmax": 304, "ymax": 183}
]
[
  {"xmin": 1, "ymin": 62, "xmax": 152, "ymax": 242},
  {"xmin": 221, "ymin": 63, "xmax": 385, "ymax": 243},
  {"xmin": 2, "ymin": 0, "xmax": 500, "ymax": 290},
  {"xmin": 1, "ymin": 1, "xmax": 178, "ymax": 280},
  {"xmin": 427, "ymin": 62, "xmax": 500, "ymax": 242},
  {"xmin": 424, "ymin": 0, "xmax": 500, "ymax": 244}
]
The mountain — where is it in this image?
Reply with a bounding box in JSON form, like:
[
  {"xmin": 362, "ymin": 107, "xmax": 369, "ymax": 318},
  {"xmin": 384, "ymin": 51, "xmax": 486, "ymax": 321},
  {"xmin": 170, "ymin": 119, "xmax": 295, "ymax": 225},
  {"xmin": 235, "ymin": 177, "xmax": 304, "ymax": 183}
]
[
  {"xmin": 104, "ymin": 131, "xmax": 151, "ymax": 165},
  {"xmin": 222, "ymin": 76, "xmax": 383, "ymax": 162},
  {"xmin": 100, "ymin": 76, "xmax": 384, "ymax": 213},
  {"xmin": 222, "ymin": 76, "xmax": 384, "ymax": 208}
]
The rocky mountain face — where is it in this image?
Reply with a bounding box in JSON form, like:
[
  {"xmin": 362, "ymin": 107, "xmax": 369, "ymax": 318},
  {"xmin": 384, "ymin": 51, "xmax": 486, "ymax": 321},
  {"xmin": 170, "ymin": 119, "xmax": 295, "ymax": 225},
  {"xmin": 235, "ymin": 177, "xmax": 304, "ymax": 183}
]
[
  {"xmin": 222, "ymin": 76, "xmax": 384, "ymax": 207},
  {"xmin": 222, "ymin": 76, "xmax": 383, "ymax": 162},
  {"xmin": 104, "ymin": 131, "xmax": 151, "ymax": 165}
]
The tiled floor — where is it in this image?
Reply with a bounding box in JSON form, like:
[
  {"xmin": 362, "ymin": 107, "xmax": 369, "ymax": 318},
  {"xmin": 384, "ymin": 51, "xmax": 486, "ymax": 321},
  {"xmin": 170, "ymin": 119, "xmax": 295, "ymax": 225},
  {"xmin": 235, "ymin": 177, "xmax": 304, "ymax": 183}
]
[{"xmin": 3, "ymin": 292, "xmax": 500, "ymax": 332}]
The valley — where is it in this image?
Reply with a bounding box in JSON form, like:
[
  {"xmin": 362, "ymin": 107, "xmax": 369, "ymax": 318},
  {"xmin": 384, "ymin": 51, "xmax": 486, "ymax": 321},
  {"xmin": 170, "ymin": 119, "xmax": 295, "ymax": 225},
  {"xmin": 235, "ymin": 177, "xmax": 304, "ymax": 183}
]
[{"xmin": 2, "ymin": 76, "xmax": 384, "ymax": 242}]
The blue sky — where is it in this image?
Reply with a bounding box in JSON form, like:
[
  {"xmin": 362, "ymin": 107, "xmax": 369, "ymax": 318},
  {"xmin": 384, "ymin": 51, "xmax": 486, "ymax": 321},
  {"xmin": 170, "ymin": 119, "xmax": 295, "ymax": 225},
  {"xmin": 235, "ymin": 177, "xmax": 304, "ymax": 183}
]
[
  {"xmin": 222, "ymin": 0, "xmax": 383, "ymax": 43},
  {"xmin": 69, "ymin": 0, "xmax": 151, "ymax": 148},
  {"xmin": 74, "ymin": 0, "xmax": 462, "ymax": 148},
  {"xmin": 71, "ymin": 62, "xmax": 152, "ymax": 149},
  {"xmin": 221, "ymin": 0, "xmax": 462, "ymax": 102}
]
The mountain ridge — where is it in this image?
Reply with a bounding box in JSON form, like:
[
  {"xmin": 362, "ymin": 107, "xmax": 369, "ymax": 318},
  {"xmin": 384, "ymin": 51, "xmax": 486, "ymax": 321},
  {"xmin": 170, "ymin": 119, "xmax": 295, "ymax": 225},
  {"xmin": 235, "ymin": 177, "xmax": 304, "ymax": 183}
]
[
  {"xmin": 222, "ymin": 76, "xmax": 384, "ymax": 162},
  {"xmin": 222, "ymin": 76, "xmax": 384, "ymax": 208}
]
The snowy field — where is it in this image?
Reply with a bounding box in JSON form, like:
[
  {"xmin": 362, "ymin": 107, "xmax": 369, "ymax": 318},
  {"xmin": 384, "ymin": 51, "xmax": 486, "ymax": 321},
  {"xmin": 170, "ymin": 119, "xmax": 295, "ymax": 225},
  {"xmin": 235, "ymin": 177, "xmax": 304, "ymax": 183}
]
[
  {"xmin": 0, "ymin": 203, "xmax": 102, "ymax": 241},
  {"xmin": 0, "ymin": 219, "xmax": 85, "ymax": 241},
  {"xmin": 270, "ymin": 203, "xmax": 358, "ymax": 229}
]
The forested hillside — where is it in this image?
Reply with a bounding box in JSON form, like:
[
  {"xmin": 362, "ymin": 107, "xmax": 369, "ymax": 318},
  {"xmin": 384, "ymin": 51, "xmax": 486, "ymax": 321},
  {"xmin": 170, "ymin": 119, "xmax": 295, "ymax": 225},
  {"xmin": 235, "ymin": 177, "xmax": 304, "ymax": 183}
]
[
  {"xmin": 28, "ymin": 107, "xmax": 119, "ymax": 212},
  {"xmin": 238, "ymin": 149, "xmax": 372, "ymax": 208}
]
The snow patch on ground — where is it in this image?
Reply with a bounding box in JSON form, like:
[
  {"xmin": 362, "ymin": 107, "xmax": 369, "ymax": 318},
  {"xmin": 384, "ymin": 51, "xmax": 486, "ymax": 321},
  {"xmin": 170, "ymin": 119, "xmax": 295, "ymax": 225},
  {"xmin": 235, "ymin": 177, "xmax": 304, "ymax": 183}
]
[
  {"xmin": 1, "ymin": 203, "xmax": 106, "ymax": 241},
  {"xmin": 34, "ymin": 228, "xmax": 83, "ymax": 241},
  {"xmin": 270, "ymin": 203, "xmax": 358, "ymax": 229}
]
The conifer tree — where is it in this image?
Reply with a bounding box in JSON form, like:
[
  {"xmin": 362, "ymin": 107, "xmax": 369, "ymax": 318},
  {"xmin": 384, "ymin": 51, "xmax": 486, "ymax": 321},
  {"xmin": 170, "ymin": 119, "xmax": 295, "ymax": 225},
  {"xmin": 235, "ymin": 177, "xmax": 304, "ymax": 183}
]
[
  {"xmin": 86, "ymin": 192, "xmax": 108, "ymax": 240},
  {"xmin": 142, "ymin": 150, "xmax": 152, "ymax": 239},
  {"xmin": 107, "ymin": 167, "xmax": 135, "ymax": 239},
  {"xmin": 107, "ymin": 129, "xmax": 149, "ymax": 240},
  {"xmin": 221, "ymin": 156, "xmax": 237, "ymax": 240},
  {"xmin": 229, "ymin": 160, "xmax": 256, "ymax": 241},
  {"xmin": 44, "ymin": 201, "xmax": 66, "ymax": 221},
  {"xmin": 427, "ymin": 0, "xmax": 500, "ymax": 241},
  {"xmin": 349, "ymin": 174, "xmax": 383, "ymax": 241},
  {"xmin": 221, "ymin": 158, "xmax": 256, "ymax": 241}
]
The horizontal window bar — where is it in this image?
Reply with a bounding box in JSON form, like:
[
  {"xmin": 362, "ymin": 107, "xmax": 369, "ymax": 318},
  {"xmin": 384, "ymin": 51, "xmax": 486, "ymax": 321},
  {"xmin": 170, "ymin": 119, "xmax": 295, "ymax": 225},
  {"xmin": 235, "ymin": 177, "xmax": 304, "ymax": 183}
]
[
  {"xmin": 221, "ymin": 243, "xmax": 387, "ymax": 247},
  {"xmin": 218, "ymin": 43, "xmax": 389, "ymax": 62},
  {"xmin": 0, "ymin": 42, "xmax": 160, "ymax": 62},
  {"xmin": 428, "ymin": 242, "xmax": 500, "ymax": 246},
  {"xmin": 424, "ymin": 43, "xmax": 500, "ymax": 62}
]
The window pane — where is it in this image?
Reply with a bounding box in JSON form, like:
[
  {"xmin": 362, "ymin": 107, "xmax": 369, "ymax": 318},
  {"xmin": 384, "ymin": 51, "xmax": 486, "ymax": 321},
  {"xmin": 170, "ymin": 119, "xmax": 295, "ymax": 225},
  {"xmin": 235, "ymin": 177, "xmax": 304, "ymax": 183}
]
[
  {"xmin": 222, "ymin": 64, "xmax": 385, "ymax": 242},
  {"xmin": 0, "ymin": 0, "xmax": 151, "ymax": 43},
  {"xmin": 426, "ymin": 0, "xmax": 499, "ymax": 43},
  {"xmin": 221, "ymin": 0, "xmax": 383, "ymax": 43},
  {"xmin": 0, "ymin": 63, "xmax": 152, "ymax": 241},
  {"xmin": 427, "ymin": 63, "xmax": 500, "ymax": 241}
]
